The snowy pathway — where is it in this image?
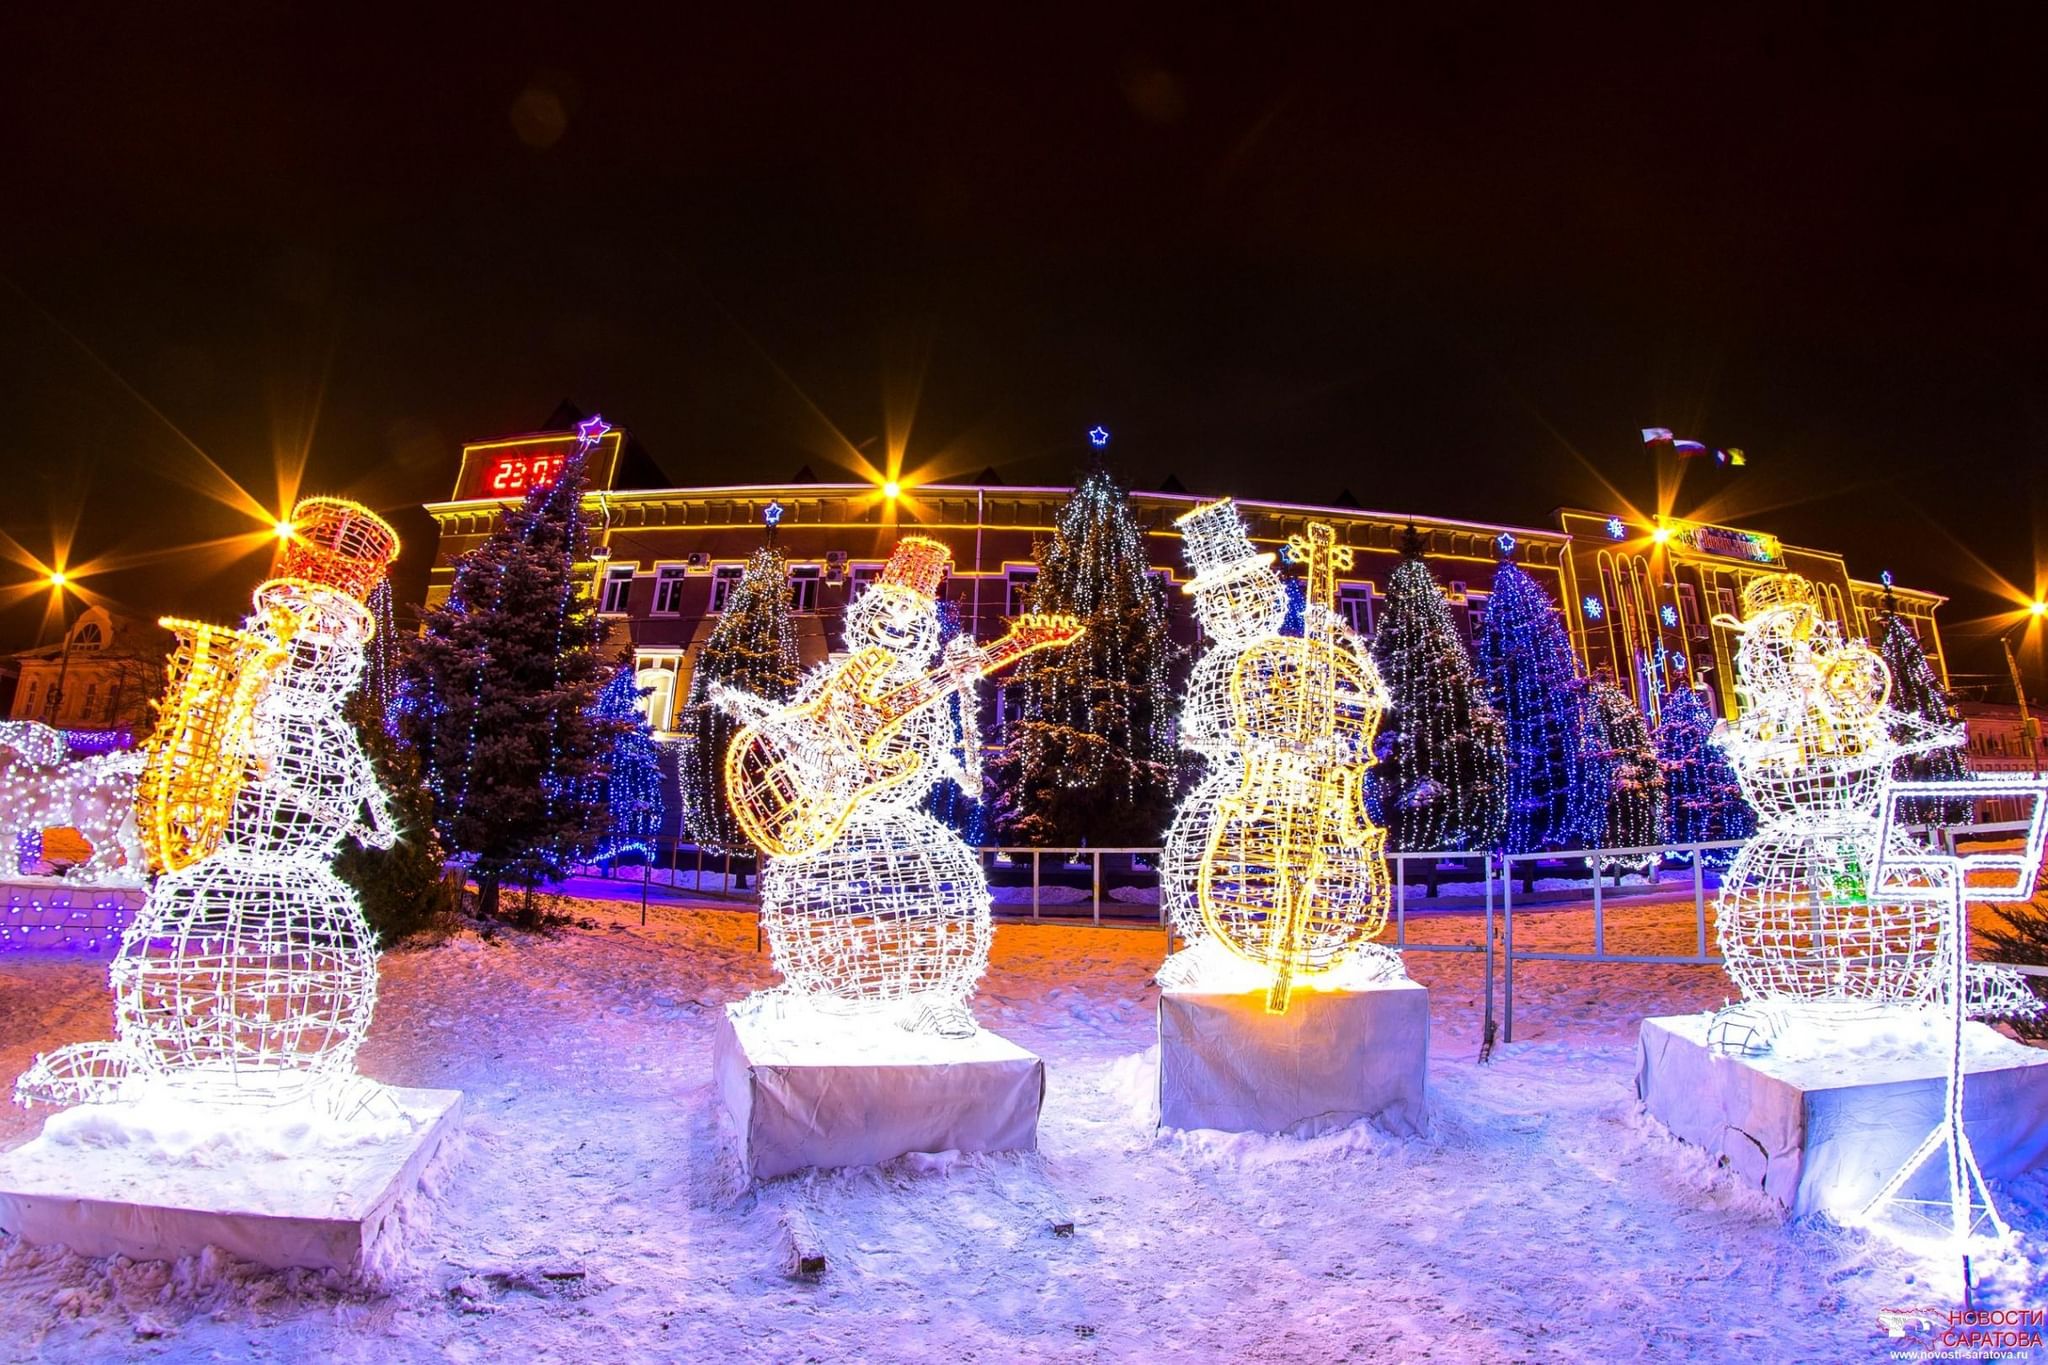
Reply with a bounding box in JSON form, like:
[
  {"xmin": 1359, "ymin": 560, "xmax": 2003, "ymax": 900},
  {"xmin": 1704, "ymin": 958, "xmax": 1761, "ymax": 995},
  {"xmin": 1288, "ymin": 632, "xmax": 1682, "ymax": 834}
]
[{"xmin": 0, "ymin": 899, "xmax": 2040, "ymax": 1361}]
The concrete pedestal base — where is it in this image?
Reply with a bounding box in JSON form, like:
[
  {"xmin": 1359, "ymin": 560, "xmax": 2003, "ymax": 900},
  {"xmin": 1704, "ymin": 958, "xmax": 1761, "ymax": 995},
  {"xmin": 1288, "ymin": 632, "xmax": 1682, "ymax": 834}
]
[
  {"xmin": 1636, "ymin": 1014, "xmax": 2048, "ymax": 1218},
  {"xmin": 0, "ymin": 1086, "xmax": 462, "ymax": 1271},
  {"xmin": 714, "ymin": 1003, "xmax": 1045, "ymax": 1181},
  {"xmin": 1157, "ymin": 979, "xmax": 1430, "ymax": 1137}
]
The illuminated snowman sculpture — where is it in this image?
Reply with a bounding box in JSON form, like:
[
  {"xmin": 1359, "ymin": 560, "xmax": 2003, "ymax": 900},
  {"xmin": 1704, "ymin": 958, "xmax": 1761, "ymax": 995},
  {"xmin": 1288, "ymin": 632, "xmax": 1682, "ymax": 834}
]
[
  {"xmin": 1157, "ymin": 499, "xmax": 1399, "ymax": 1002},
  {"xmin": 718, "ymin": 536, "xmax": 1080, "ymax": 1036},
  {"xmin": 17, "ymin": 499, "xmax": 401, "ymax": 1110},
  {"xmin": 1708, "ymin": 572, "xmax": 2034, "ymax": 1052}
]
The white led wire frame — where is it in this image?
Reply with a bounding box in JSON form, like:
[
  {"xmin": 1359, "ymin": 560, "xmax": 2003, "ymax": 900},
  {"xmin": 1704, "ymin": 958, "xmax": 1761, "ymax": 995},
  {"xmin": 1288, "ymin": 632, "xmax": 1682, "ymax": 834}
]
[
  {"xmin": 18, "ymin": 581, "xmax": 398, "ymax": 1108},
  {"xmin": 1714, "ymin": 586, "xmax": 1954, "ymax": 1008},
  {"xmin": 737, "ymin": 587, "xmax": 997, "ymax": 1018},
  {"xmin": 0, "ymin": 724, "xmax": 146, "ymax": 883}
]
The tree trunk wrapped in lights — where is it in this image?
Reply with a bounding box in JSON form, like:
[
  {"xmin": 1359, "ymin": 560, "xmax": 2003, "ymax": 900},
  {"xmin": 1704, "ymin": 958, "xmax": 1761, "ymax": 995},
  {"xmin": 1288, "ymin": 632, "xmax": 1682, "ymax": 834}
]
[
  {"xmin": 677, "ymin": 546, "xmax": 800, "ymax": 856},
  {"xmin": 1367, "ymin": 528, "xmax": 1507, "ymax": 853}
]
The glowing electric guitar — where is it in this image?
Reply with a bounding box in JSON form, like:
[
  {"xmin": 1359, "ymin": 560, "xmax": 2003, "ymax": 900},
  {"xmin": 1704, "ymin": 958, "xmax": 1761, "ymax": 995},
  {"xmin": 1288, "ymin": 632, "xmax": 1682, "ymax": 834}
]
[{"xmin": 726, "ymin": 613, "xmax": 1084, "ymax": 859}]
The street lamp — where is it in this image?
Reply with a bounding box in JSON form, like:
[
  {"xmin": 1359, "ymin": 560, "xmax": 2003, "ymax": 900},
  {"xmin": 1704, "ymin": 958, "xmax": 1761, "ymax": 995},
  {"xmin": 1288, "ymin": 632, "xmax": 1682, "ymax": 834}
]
[{"xmin": 2003, "ymin": 601, "xmax": 2047, "ymax": 774}]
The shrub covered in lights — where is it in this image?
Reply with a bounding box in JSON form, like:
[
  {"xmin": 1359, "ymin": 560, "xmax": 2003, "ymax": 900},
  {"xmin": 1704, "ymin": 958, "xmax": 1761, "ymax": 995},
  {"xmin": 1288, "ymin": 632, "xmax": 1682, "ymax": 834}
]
[
  {"xmin": 590, "ymin": 664, "xmax": 665, "ymax": 863},
  {"xmin": 1368, "ymin": 529, "xmax": 1507, "ymax": 852},
  {"xmin": 1476, "ymin": 549, "xmax": 1586, "ymax": 854},
  {"xmin": 994, "ymin": 461, "xmax": 1177, "ymax": 847},
  {"xmin": 677, "ymin": 546, "xmax": 801, "ymax": 855}
]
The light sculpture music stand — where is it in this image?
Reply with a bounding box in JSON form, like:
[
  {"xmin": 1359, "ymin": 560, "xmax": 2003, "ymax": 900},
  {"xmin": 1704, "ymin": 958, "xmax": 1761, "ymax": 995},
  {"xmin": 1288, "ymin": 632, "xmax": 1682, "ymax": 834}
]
[{"xmin": 1861, "ymin": 774, "xmax": 2048, "ymax": 1246}]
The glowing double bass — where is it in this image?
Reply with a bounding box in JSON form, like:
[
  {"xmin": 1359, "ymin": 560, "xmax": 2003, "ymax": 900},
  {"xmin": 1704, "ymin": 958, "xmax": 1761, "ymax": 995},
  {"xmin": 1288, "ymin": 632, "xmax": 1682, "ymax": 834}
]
[{"xmin": 1196, "ymin": 520, "xmax": 1391, "ymax": 1013}]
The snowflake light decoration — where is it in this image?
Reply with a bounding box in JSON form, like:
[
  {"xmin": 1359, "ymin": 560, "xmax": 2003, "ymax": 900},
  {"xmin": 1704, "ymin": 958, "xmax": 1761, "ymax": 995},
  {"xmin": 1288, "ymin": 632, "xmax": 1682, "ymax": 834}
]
[
  {"xmin": 1583, "ymin": 596, "xmax": 1604, "ymax": 619},
  {"xmin": 1158, "ymin": 501, "xmax": 1393, "ymax": 1013},
  {"xmin": 719, "ymin": 536, "xmax": 1080, "ymax": 1032},
  {"xmin": 1605, "ymin": 516, "xmax": 1627, "ymax": 540},
  {"xmin": 1707, "ymin": 572, "xmax": 2033, "ymax": 1050},
  {"xmin": 17, "ymin": 498, "xmax": 402, "ymax": 1110},
  {"xmin": 1660, "ymin": 604, "xmax": 1679, "ymax": 628}
]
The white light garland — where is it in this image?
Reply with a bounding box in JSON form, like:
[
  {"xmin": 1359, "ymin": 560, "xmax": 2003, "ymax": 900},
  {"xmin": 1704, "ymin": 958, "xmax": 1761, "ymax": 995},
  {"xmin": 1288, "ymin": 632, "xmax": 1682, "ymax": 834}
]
[
  {"xmin": 17, "ymin": 501, "xmax": 402, "ymax": 1111},
  {"xmin": 719, "ymin": 537, "xmax": 1080, "ymax": 1033}
]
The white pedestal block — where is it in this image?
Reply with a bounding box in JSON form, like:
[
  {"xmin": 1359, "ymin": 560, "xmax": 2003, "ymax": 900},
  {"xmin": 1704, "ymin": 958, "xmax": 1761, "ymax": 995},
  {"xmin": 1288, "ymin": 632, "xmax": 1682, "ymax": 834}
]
[
  {"xmin": 1157, "ymin": 980, "xmax": 1430, "ymax": 1137},
  {"xmin": 0, "ymin": 1087, "xmax": 462, "ymax": 1271},
  {"xmin": 715, "ymin": 1004, "xmax": 1045, "ymax": 1181},
  {"xmin": 1636, "ymin": 1014, "xmax": 2048, "ymax": 1218}
]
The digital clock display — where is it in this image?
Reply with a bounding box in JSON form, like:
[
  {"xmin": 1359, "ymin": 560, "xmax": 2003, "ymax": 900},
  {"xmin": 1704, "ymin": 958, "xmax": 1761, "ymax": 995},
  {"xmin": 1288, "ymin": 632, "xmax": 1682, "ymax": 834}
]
[
  {"xmin": 454, "ymin": 429, "xmax": 621, "ymax": 502},
  {"xmin": 486, "ymin": 451, "xmax": 568, "ymax": 495}
]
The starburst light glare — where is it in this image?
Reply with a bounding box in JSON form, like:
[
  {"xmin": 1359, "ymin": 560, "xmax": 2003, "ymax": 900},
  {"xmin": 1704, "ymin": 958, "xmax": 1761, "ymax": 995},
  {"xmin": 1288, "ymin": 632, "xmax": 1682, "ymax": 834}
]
[
  {"xmin": 1707, "ymin": 572, "xmax": 2033, "ymax": 1044},
  {"xmin": 718, "ymin": 536, "xmax": 1081, "ymax": 1031},
  {"xmin": 1160, "ymin": 501, "xmax": 1393, "ymax": 1013},
  {"xmin": 16, "ymin": 498, "xmax": 402, "ymax": 1110}
]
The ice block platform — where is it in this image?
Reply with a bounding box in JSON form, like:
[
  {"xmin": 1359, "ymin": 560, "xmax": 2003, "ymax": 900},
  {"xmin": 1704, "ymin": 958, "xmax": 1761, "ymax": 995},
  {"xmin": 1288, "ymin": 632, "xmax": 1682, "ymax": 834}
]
[
  {"xmin": 1157, "ymin": 979, "xmax": 1430, "ymax": 1137},
  {"xmin": 0, "ymin": 1086, "xmax": 462, "ymax": 1272},
  {"xmin": 1636, "ymin": 1013, "xmax": 2048, "ymax": 1218},
  {"xmin": 715, "ymin": 1003, "xmax": 1045, "ymax": 1181}
]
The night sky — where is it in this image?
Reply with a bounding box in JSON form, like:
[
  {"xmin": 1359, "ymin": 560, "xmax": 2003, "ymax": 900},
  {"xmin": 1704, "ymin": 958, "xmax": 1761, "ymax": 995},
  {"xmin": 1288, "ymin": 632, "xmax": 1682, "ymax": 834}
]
[{"xmin": 4, "ymin": 9, "xmax": 2044, "ymax": 693}]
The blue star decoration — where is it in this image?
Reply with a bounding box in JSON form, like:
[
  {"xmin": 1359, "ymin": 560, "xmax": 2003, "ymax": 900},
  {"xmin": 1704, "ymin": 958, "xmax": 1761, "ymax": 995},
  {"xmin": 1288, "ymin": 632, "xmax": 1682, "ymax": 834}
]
[
  {"xmin": 1605, "ymin": 516, "xmax": 1626, "ymax": 540},
  {"xmin": 763, "ymin": 501, "xmax": 784, "ymax": 528},
  {"xmin": 577, "ymin": 414, "xmax": 613, "ymax": 447},
  {"xmin": 1496, "ymin": 532, "xmax": 1516, "ymax": 555},
  {"xmin": 1671, "ymin": 653, "xmax": 1688, "ymax": 672},
  {"xmin": 1583, "ymin": 596, "xmax": 1605, "ymax": 619},
  {"xmin": 1661, "ymin": 604, "xmax": 1678, "ymax": 628},
  {"xmin": 1088, "ymin": 425, "xmax": 1110, "ymax": 448},
  {"xmin": 1881, "ymin": 569, "xmax": 1894, "ymax": 588}
]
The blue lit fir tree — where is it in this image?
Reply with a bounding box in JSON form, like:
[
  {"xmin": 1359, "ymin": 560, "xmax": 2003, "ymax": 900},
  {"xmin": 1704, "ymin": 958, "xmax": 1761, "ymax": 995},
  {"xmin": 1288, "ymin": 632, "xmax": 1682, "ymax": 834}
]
[
  {"xmin": 397, "ymin": 443, "xmax": 627, "ymax": 924},
  {"xmin": 1875, "ymin": 588, "xmax": 1973, "ymax": 825},
  {"xmin": 1368, "ymin": 527, "xmax": 1507, "ymax": 852},
  {"xmin": 677, "ymin": 545, "xmax": 801, "ymax": 855},
  {"xmin": 1653, "ymin": 685, "xmax": 1753, "ymax": 856},
  {"xmin": 994, "ymin": 460, "xmax": 1177, "ymax": 847},
  {"xmin": 1476, "ymin": 542, "xmax": 1585, "ymax": 853},
  {"xmin": 589, "ymin": 663, "xmax": 666, "ymax": 864},
  {"xmin": 1571, "ymin": 674, "xmax": 1667, "ymax": 860},
  {"xmin": 923, "ymin": 597, "xmax": 987, "ymax": 844}
]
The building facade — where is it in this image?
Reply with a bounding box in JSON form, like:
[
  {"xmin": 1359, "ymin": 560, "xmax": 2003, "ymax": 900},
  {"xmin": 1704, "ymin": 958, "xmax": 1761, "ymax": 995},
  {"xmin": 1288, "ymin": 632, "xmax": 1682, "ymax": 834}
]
[
  {"xmin": 423, "ymin": 427, "xmax": 1949, "ymax": 737},
  {"xmin": 5, "ymin": 606, "xmax": 169, "ymax": 736}
]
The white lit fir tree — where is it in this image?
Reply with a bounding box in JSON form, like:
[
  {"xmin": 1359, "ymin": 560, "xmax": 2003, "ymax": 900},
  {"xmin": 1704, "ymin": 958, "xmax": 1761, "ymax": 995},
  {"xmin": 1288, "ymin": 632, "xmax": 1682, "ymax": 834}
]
[
  {"xmin": 1368, "ymin": 527, "xmax": 1507, "ymax": 852},
  {"xmin": 677, "ymin": 545, "xmax": 802, "ymax": 855},
  {"xmin": 994, "ymin": 461, "xmax": 1177, "ymax": 848},
  {"xmin": 1571, "ymin": 673, "xmax": 1667, "ymax": 866},
  {"xmin": 397, "ymin": 425, "xmax": 627, "ymax": 924},
  {"xmin": 1475, "ymin": 541, "xmax": 1586, "ymax": 853}
]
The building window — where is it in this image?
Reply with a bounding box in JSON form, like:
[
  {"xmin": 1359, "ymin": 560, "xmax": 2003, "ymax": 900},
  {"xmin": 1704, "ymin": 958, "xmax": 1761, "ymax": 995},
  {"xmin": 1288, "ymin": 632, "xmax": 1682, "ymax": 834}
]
[
  {"xmin": 71, "ymin": 622, "xmax": 104, "ymax": 648},
  {"xmin": 22, "ymin": 681, "xmax": 37, "ymax": 714},
  {"xmin": 708, "ymin": 564, "xmax": 744, "ymax": 613},
  {"xmin": 654, "ymin": 566, "xmax": 689, "ymax": 615},
  {"xmin": 1339, "ymin": 584, "xmax": 1372, "ymax": 637},
  {"xmin": 83, "ymin": 683, "xmax": 98, "ymax": 717},
  {"xmin": 1466, "ymin": 595, "xmax": 1487, "ymax": 643},
  {"xmin": 599, "ymin": 565, "xmax": 635, "ymax": 614},
  {"xmin": 635, "ymin": 665, "xmax": 677, "ymax": 731},
  {"xmin": 1005, "ymin": 567, "xmax": 1039, "ymax": 615},
  {"xmin": 1713, "ymin": 587, "xmax": 1738, "ymax": 621},
  {"xmin": 849, "ymin": 564, "xmax": 882, "ymax": 602},
  {"xmin": 790, "ymin": 564, "xmax": 821, "ymax": 613}
]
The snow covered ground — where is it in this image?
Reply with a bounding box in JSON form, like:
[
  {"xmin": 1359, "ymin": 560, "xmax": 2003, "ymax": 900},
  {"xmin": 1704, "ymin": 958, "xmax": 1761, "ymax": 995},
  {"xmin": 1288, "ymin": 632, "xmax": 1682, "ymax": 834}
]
[{"xmin": 0, "ymin": 893, "xmax": 2043, "ymax": 1361}]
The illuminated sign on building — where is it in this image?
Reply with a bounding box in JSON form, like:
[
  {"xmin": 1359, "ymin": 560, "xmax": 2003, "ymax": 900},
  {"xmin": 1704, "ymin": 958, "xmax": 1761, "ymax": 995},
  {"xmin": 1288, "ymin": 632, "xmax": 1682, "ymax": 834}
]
[
  {"xmin": 451, "ymin": 429, "xmax": 624, "ymax": 502},
  {"xmin": 1660, "ymin": 517, "xmax": 1781, "ymax": 565}
]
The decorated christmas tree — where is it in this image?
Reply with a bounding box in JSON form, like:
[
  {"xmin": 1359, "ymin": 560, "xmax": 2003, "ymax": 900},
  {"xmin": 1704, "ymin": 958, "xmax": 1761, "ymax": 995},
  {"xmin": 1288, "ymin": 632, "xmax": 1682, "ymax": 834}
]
[
  {"xmin": 590, "ymin": 664, "xmax": 666, "ymax": 864},
  {"xmin": 1368, "ymin": 529, "xmax": 1508, "ymax": 851},
  {"xmin": 677, "ymin": 545, "xmax": 801, "ymax": 854},
  {"xmin": 1653, "ymin": 685, "xmax": 1754, "ymax": 857},
  {"xmin": 334, "ymin": 691, "xmax": 458, "ymax": 943},
  {"xmin": 1571, "ymin": 675, "xmax": 1667, "ymax": 859},
  {"xmin": 1476, "ymin": 546, "xmax": 1585, "ymax": 853},
  {"xmin": 995, "ymin": 461, "xmax": 1176, "ymax": 846},
  {"xmin": 397, "ymin": 429, "xmax": 627, "ymax": 923},
  {"xmin": 1875, "ymin": 592, "xmax": 1973, "ymax": 825}
]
